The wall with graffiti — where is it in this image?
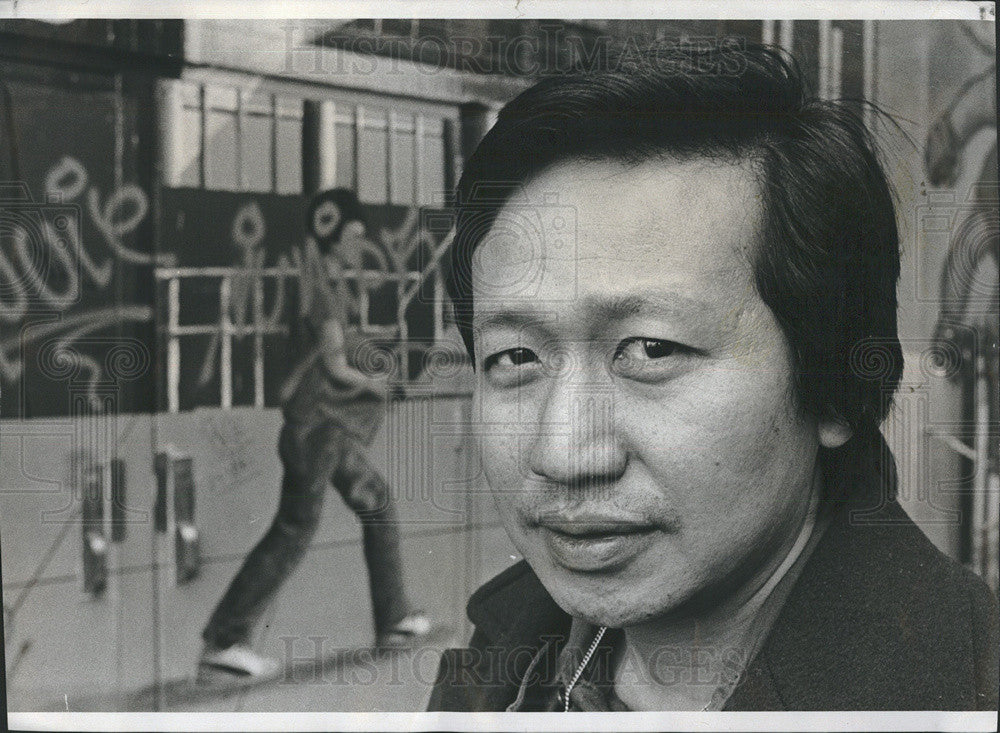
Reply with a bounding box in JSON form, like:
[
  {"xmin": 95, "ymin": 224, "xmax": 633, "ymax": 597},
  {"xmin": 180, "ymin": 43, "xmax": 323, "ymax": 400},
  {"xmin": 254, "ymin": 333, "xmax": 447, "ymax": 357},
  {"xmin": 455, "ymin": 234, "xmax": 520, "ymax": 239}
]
[
  {"xmin": 924, "ymin": 20, "xmax": 997, "ymax": 591},
  {"xmin": 0, "ymin": 56, "xmax": 455, "ymax": 419},
  {"xmin": 0, "ymin": 60, "xmax": 158, "ymax": 419}
]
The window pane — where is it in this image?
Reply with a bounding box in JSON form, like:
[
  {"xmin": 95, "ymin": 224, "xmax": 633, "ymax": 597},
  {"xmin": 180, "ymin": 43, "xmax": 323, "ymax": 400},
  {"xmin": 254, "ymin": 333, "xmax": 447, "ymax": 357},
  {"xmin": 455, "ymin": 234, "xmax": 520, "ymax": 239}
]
[
  {"xmin": 178, "ymin": 105, "xmax": 202, "ymax": 187},
  {"xmin": 335, "ymin": 116, "xmax": 356, "ymax": 189},
  {"xmin": 358, "ymin": 108, "xmax": 388, "ymax": 204},
  {"xmin": 241, "ymin": 112, "xmax": 273, "ymax": 193},
  {"xmin": 275, "ymin": 99, "xmax": 302, "ymax": 195},
  {"xmin": 420, "ymin": 125, "xmax": 445, "ymax": 207},
  {"xmin": 204, "ymin": 109, "xmax": 238, "ymax": 190},
  {"xmin": 390, "ymin": 117, "xmax": 416, "ymax": 206},
  {"xmin": 204, "ymin": 85, "xmax": 239, "ymax": 191}
]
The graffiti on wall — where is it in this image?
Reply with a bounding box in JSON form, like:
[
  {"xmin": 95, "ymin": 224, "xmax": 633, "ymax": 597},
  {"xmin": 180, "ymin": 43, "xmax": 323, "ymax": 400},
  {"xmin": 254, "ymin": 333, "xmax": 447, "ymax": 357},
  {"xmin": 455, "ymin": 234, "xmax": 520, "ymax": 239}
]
[
  {"xmin": 924, "ymin": 25, "xmax": 998, "ymax": 356},
  {"xmin": 190, "ymin": 195, "xmax": 445, "ymax": 396},
  {"xmin": 192, "ymin": 200, "xmax": 288, "ymax": 389},
  {"xmin": 923, "ymin": 20, "xmax": 998, "ymax": 593},
  {"xmin": 2, "ymin": 157, "xmax": 449, "ymax": 414},
  {"xmin": 0, "ymin": 155, "xmax": 168, "ymax": 410}
]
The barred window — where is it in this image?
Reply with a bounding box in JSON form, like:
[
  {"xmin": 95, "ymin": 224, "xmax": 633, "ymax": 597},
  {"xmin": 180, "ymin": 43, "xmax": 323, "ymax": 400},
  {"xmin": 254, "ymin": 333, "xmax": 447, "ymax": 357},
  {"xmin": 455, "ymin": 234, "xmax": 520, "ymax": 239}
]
[
  {"xmin": 162, "ymin": 80, "xmax": 303, "ymax": 194},
  {"xmin": 156, "ymin": 77, "xmax": 458, "ymax": 412}
]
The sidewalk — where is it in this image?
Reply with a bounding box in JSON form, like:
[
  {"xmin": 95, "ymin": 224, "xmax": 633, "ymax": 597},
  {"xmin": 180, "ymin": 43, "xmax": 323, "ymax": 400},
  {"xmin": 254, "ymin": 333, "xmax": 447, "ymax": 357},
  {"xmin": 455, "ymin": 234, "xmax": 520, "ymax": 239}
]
[{"xmin": 19, "ymin": 524, "xmax": 519, "ymax": 713}]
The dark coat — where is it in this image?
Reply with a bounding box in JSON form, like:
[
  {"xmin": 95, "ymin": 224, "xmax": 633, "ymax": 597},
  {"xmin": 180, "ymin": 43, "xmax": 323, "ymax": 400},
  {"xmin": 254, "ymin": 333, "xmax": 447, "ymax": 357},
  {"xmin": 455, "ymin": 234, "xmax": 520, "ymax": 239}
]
[{"xmin": 427, "ymin": 498, "xmax": 999, "ymax": 711}]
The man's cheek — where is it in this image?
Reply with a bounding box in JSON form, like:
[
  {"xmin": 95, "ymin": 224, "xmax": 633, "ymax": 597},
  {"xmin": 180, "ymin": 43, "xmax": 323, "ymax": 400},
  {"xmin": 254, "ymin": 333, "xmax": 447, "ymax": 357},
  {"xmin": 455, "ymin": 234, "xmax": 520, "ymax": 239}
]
[
  {"xmin": 479, "ymin": 432, "xmax": 525, "ymax": 489},
  {"xmin": 670, "ymin": 390, "xmax": 792, "ymax": 487}
]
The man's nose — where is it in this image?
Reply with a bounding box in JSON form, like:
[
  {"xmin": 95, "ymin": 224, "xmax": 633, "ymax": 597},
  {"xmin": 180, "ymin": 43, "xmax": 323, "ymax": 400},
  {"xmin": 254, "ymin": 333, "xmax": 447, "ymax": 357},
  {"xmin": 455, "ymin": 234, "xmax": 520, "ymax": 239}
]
[{"xmin": 527, "ymin": 377, "xmax": 626, "ymax": 489}]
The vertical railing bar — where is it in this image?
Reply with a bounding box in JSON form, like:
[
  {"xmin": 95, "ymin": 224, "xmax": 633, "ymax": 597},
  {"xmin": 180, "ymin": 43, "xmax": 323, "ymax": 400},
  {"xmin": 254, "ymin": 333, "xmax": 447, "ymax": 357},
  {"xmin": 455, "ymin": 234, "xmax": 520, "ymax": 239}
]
[
  {"xmin": 167, "ymin": 277, "xmax": 180, "ymax": 414},
  {"xmin": 198, "ymin": 84, "xmax": 207, "ymax": 188},
  {"xmin": 353, "ymin": 105, "xmax": 361, "ymax": 192},
  {"xmin": 410, "ymin": 112, "xmax": 419, "ymax": 206},
  {"xmin": 327, "ymin": 100, "xmax": 337, "ymax": 189},
  {"xmin": 397, "ymin": 273, "xmax": 410, "ymax": 385},
  {"xmin": 415, "ymin": 113, "xmax": 425, "ymax": 207},
  {"xmin": 270, "ymin": 92, "xmax": 278, "ymax": 194},
  {"xmin": 220, "ymin": 276, "xmax": 232, "ymax": 409},
  {"xmin": 387, "ymin": 109, "xmax": 395, "ymax": 204},
  {"xmin": 972, "ymin": 355, "xmax": 988, "ymax": 576},
  {"xmin": 359, "ymin": 283, "xmax": 370, "ymax": 330},
  {"xmin": 433, "ymin": 267, "xmax": 444, "ymax": 344},
  {"xmin": 253, "ymin": 272, "xmax": 265, "ymax": 409}
]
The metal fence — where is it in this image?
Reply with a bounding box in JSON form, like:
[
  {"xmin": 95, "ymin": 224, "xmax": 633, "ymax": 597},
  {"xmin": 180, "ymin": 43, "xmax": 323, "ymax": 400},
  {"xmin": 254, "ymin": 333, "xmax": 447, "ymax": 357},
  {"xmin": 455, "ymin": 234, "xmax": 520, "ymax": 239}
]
[{"xmin": 155, "ymin": 232, "xmax": 453, "ymax": 413}]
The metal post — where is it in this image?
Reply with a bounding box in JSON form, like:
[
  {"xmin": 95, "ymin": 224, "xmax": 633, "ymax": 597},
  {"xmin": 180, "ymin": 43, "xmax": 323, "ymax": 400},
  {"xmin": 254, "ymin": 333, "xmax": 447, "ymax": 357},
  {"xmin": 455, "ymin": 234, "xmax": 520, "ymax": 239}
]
[
  {"xmin": 302, "ymin": 99, "xmax": 337, "ymax": 196},
  {"xmin": 761, "ymin": 20, "xmax": 776, "ymax": 46},
  {"xmin": 779, "ymin": 20, "xmax": 794, "ymax": 55},
  {"xmin": 830, "ymin": 27, "xmax": 844, "ymax": 99},
  {"xmin": 415, "ymin": 113, "xmax": 425, "ymax": 206},
  {"xmin": 863, "ymin": 20, "xmax": 877, "ymax": 129},
  {"xmin": 387, "ymin": 109, "xmax": 396, "ymax": 203},
  {"xmin": 818, "ymin": 20, "xmax": 832, "ymax": 99},
  {"xmin": 253, "ymin": 273, "xmax": 265, "ymax": 408},
  {"xmin": 220, "ymin": 276, "xmax": 232, "ymax": 409},
  {"xmin": 433, "ymin": 268, "xmax": 445, "ymax": 343},
  {"xmin": 973, "ymin": 355, "xmax": 989, "ymax": 574},
  {"xmin": 167, "ymin": 277, "xmax": 180, "ymax": 414}
]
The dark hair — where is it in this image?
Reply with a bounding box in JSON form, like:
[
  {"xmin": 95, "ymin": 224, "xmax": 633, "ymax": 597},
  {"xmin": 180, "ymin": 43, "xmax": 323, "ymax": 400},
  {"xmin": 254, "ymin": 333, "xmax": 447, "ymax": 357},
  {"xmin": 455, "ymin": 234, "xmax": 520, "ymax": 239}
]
[
  {"xmin": 445, "ymin": 42, "xmax": 903, "ymax": 499},
  {"xmin": 306, "ymin": 187, "xmax": 370, "ymax": 254}
]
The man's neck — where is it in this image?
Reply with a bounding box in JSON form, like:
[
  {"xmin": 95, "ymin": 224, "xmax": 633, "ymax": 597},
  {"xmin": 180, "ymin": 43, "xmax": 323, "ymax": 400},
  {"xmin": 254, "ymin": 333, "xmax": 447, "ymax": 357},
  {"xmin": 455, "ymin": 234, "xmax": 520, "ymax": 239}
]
[{"xmin": 612, "ymin": 471, "xmax": 822, "ymax": 711}]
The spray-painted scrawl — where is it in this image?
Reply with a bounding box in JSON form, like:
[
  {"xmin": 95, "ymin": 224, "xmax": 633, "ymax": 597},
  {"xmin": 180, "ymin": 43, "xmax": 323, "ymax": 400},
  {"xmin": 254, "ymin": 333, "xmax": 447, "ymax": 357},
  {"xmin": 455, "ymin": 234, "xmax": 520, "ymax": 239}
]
[{"xmin": 0, "ymin": 155, "xmax": 166, "ymax": 411}]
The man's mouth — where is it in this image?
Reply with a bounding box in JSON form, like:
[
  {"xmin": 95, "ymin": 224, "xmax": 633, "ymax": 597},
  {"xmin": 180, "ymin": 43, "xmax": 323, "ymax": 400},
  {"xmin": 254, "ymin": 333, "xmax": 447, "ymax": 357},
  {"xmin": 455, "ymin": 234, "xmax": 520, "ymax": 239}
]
[
  {"xmin": 533, "ymin": 510, "xmax": 660, "ymax": 572},
  {"xmin": 540, "ymin": 519, "xmax": 655, "ymax": 536}
]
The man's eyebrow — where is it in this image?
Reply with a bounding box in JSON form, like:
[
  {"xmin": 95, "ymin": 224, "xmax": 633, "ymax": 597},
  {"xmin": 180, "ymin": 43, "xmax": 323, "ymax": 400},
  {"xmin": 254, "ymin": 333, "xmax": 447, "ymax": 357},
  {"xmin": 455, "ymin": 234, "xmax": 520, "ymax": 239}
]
[
  {"xmin": 473, "ymin": 309, "xmax": 557, "ymax": 333},
  {"xmin": 582, "ymin": 292, "xmax": 715, "ymax": 323},
  {"xmin": 474, "ymin": 295, "xmax": 719, "ymax": 333}
]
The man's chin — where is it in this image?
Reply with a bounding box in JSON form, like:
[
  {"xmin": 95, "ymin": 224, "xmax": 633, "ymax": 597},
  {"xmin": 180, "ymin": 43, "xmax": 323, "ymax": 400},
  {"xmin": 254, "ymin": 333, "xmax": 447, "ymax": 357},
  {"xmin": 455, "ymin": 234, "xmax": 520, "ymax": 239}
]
[
  {"xmin": 536, "ymin": 568, "xmax": 680, "ymax": 629},
  {"xmin": 553, "ymin": 593, "xmax": 667, "ymax": 629}
]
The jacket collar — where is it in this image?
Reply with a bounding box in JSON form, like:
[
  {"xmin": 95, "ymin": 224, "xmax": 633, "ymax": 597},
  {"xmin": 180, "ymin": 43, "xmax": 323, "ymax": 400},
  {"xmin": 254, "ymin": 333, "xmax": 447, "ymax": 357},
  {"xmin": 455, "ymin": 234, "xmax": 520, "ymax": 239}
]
[{"xmin": 466, "ymin": 559, "xmax": 570, "ymax": 648}]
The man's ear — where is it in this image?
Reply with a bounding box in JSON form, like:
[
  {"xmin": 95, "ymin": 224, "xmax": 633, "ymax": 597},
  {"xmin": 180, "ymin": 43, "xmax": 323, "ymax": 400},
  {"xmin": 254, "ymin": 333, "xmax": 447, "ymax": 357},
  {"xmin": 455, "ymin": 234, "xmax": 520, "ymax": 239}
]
[{"xmin": 818, "ymin": 415, "xmax": 853, "ymax": 449}]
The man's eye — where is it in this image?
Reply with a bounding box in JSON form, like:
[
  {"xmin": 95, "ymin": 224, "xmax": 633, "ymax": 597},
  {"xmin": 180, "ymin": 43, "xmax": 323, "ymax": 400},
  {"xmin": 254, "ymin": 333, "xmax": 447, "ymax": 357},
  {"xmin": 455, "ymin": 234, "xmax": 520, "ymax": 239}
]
[
  {"xmin": 613, "ymin": 338, "xmax": 679, "ymax": 362},
  {"xmin": 483, "ymin": 347, "xmax": 539, "ymax": 371},
  {"xmin": 611, "ymin": 338, "xmax": 691, "ymax": 381}
]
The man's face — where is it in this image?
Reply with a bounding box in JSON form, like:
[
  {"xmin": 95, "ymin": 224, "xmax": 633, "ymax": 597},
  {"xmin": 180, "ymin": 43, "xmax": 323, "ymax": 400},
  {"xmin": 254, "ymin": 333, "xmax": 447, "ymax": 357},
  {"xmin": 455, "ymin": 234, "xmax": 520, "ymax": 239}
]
[{"xmin": 471, "ymin": 157, "xmax": 829, "ymax": 628}]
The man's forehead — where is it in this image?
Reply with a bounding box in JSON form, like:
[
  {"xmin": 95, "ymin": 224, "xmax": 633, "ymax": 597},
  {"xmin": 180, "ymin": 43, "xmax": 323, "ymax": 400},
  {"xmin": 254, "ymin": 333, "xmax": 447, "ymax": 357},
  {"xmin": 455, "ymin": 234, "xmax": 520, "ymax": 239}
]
[
  {"xmin": 474, "ymin": 157, "xmax": 762, "ymax": 284},
  {"xmin": 470, "ymin": 233, "xmax": 755, "ymax": 319}
]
